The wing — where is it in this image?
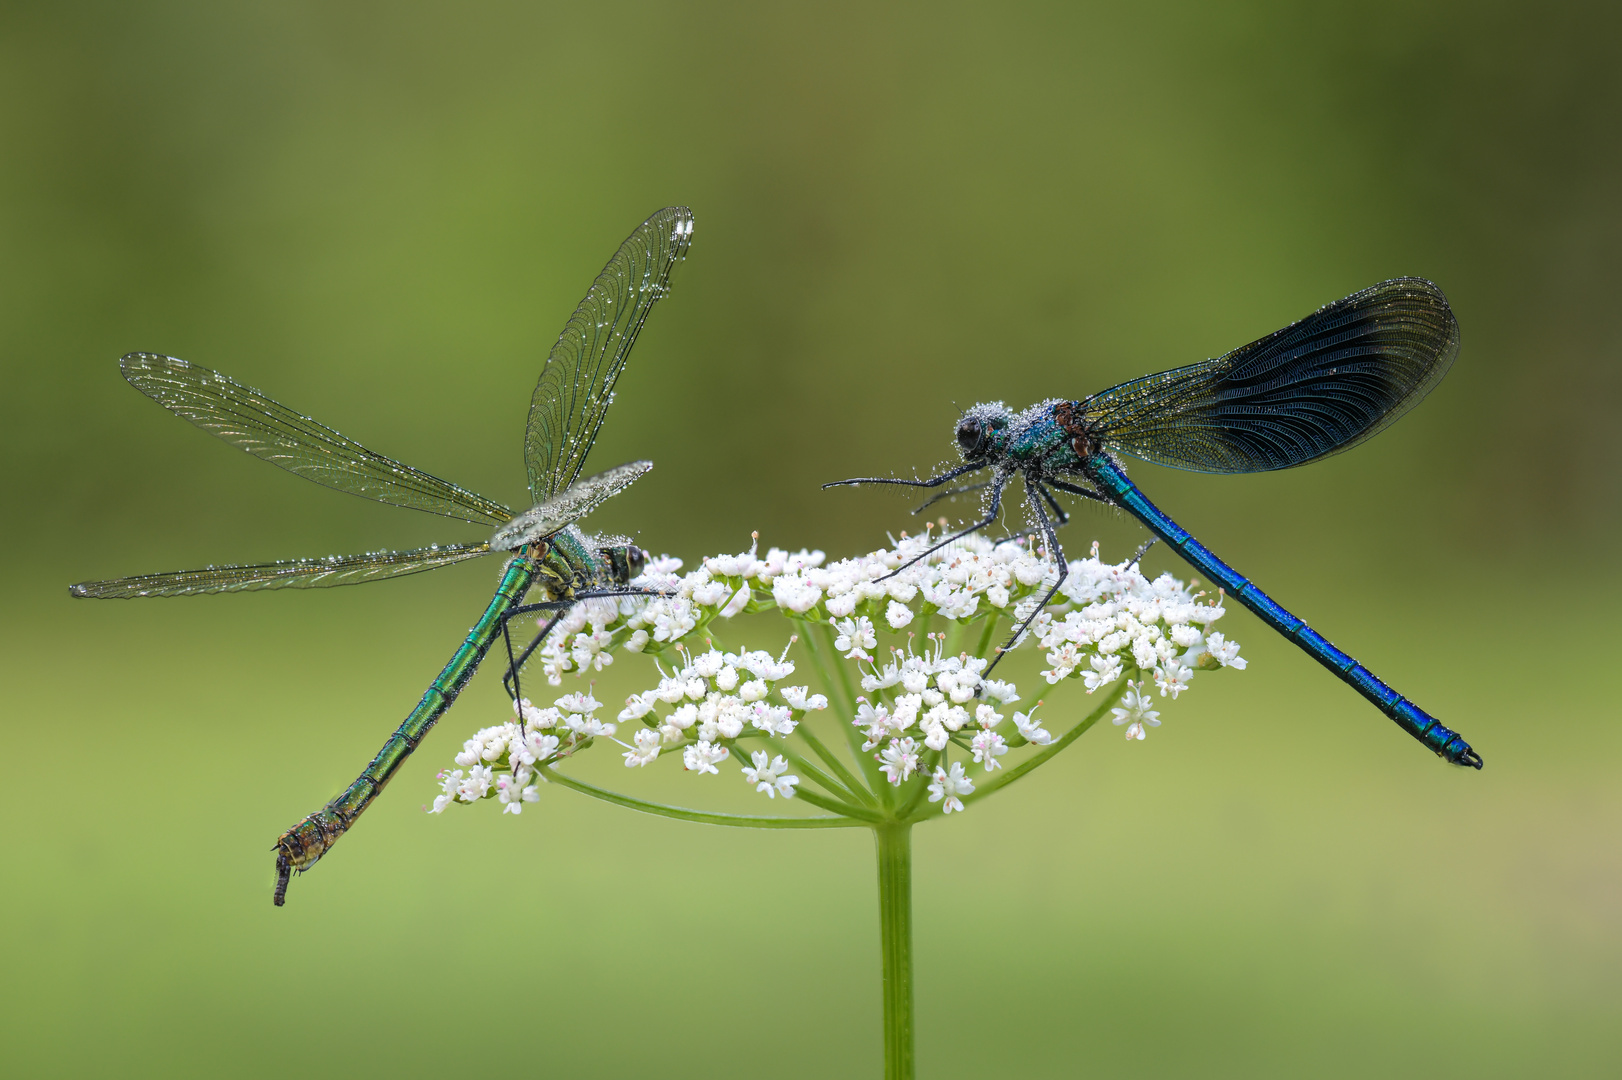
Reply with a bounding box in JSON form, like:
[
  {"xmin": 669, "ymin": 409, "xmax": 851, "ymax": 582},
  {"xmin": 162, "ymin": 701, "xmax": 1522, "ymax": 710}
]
[
  {"xmin": 121, "ymin": 353, "xmax": 514, "ymax": 526},
  {"xmin": 1081, "ymin": 278, "xmax": 1459, "ymax": 474},
  {"xmin": 524, "ymin": 207, "xmax": 694, "ymax": 504},
  {"xmin": 69, "ymin": 542, "xmax": 493, "ymax": 598},
  {"xmin": 491, "ymin": 460, "xmax": 651, "ymax": 551}
]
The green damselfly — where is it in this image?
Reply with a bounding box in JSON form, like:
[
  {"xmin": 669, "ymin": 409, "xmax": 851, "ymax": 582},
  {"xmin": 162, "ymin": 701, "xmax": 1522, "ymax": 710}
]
[{"xmin": 71, "ymin": 206, "xmax": 695, "ymax": 904}]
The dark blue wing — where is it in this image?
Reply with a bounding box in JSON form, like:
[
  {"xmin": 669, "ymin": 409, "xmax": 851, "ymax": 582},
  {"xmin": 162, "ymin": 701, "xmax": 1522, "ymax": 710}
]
[{"xmin": 1081, "ymin": 278, "xmax": 1459, "ymax": 473}]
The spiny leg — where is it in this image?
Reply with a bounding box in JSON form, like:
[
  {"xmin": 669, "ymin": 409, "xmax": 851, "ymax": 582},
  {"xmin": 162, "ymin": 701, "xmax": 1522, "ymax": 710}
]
[
  {"xmin": 912, "ymin": 480, "xmax": 991, "ymax": 515},
  {"xmin": 877, "ymin": 475, "xmax": 1007, "ymax": 581},
  {"xmin": 1045, "ymin": 477, "xmax": 1109, "ymax": 504},
  {"xmin": 505, "ymin": 606, "xmax": 570, "ymax": 726},
  {"xmin": 1034, "ymin": 482, "xmax": 1070, "ymax": 526},
  {"xmin": 1052, "ymin": 478, "xmax": 1151, "ymax": 566},
  {"xmin": 499, "ymin": 586, "xmax": 672, "ymax": 706},
  {"xmin": 823, "ymin": 461, "xmax": 986, "ymax": 492},
  {"xmin": 983, "ymin": 479, "xmax": 1070, "ymax": 680}
]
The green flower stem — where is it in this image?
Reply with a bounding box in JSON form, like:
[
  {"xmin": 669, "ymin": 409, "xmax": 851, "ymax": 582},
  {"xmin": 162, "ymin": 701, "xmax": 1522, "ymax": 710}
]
[
  {"xmin": 874, "ymin": 821, "xmax": 914, "ymax": 1080},
  {"xmin": 735, "ymin": 738, "xmax": 869, "ymax": 809},
  {"xmin": 973, "ymin": 611, "xmax": 1001, "ymax": 659},
  {"xmin": 784, "ymin": 744, "xmax": 877, "ymax": 810},
  {"xmin": 794, "ymin": 614, "xmax": 841, "ymax": 693},
  {"xmin": 539, "ymin": 765, "xmax": 867, "ymax": 828},
  {"xmin": 790, "ymin": 723, "xmax": 877, "ymax": 809},
  {"xmin": 788, "ymin": 783, "xmax": 885, "ymax": 822},
  {"xmin": 808, "ymin": 619, "xmax": 893, "ymax": 809}
]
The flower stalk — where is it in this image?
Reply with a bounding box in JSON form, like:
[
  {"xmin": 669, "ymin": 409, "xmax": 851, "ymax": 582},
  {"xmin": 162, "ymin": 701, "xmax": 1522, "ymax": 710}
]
[{"xmin": 875, "ymin": 821, "xmax": 913, "ymax": 1080}]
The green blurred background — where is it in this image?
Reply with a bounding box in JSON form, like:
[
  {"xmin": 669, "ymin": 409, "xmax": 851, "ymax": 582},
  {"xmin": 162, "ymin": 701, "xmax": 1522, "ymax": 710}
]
[{"xmin": 2, "ymin": 2, "xmax": 1618, "ymax": 1076}]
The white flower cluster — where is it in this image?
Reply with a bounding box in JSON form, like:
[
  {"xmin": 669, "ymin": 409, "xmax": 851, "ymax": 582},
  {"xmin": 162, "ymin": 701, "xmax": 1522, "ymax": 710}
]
[
  {"xmin": 615, "ymin": 642, "xmax": 828, "ymax": 780},
  {"xmin": 850, "ymin": 631, "xmax": 1040, "ymax": 790},
  {"xmin": 430, "ymin": 691, "xmax": 612, "ymax": 815},
  {"xmin": 1032, "ymin": 542, "xmax": 1246, "ymax": 709},
  {"xmin": 765, "ymin": 528, "xmax": 1052, "ymax": 622},
  {"xmin": 433, "ymin": 530, "xmax": 1247, "ymax": 820}
]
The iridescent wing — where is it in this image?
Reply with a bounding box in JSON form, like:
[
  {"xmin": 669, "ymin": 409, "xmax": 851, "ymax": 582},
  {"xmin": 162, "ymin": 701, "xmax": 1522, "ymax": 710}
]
[
  {"xmin": 1081, "ymin": 278, "xmax": 1459, "ymax": 474},
  {"xmin": 121, "ymin": 353, "xmax": 514, "ymax": 526},
  {"xmin": 524, "ymin": 207, "xmax": 693, "ymax": 505},
  {"xmin": 69, "ymin": 543, "xmax": 493, "ymax": 598},
  {"xmin": 490, "ymin": 460, "xmax": 651, "ymax": 551}
]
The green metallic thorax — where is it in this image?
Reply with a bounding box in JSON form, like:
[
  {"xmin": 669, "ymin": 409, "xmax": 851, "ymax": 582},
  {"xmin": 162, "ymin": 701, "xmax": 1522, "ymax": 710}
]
[
  {"xmin": 537, "ymin": 526, "xmax": 607, "ymax": 599},
  {"xmin": 1001, "ymin": 404, "xmax": 1085, "ymax": 471}
]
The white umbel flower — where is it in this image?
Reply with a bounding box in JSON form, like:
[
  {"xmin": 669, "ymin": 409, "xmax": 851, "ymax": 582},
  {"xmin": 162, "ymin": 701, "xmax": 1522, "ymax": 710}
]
[
  {"xmin": 434, "ymin": 532, "xmax": 1242, "ymax": 820},
  {"xmin": 740, "ymin": 750, "xmax": 799, "ymax": 798},
  {"xmin": 928, "ymin": 762, "xmax": 975, "ymax": 814}
]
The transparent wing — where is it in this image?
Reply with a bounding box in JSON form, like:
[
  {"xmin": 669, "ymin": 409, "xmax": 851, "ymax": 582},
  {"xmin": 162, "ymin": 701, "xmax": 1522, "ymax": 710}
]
[
  {"xmin": 491, "ymin": 460, "xmax": 651, "ymax": 551},
  {"xmin": 69, "ymin": 542, "xmax": 493, "ymax": 598},
  {"xmin": 524, "ymin": 207, "xmax": 694, "ymax": 504},
  {"xmin": 1082, "ymin": 278, "xmax": 1459, "ymax": 474},
  {"xmin": 121, "ymin": 353, "xmax": 514, "ymax": 526}
]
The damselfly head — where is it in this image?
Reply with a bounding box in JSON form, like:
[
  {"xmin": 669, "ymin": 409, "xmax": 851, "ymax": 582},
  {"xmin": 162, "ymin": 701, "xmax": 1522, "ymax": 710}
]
[
  {"xmin": 955, "ymin": 402, "xmax": 1012, "ymax": 462},
  {"xmin": 625, "ymin": 544, "xmax": 649, "ymax": 579},
  {"xmin": 602, "ymin": 542, "xmax": 648, "ymax": 585}
]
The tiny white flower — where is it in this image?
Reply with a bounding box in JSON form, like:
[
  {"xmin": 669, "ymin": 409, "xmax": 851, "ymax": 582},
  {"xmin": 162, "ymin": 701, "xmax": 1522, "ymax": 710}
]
[
  {"xmin": 511, "ymin": 729, "xmax": 560, "ymax": 767},
  {"xmin": 691, "ymin": 578, "xmax": 732, "ymax": 607},
  {"xmin": 771, "ymin": 577, "xmax": 822, "ymax": 614},
  {"xmin": 430, "ymin": 769, "xmax": 464, "ymax": 813},
  {"xmin": 458, "ymin": 765, "xmax": 494, "ymax": 802},
  {"xmin": 877, "ymin": 737, "xmax": 921, "ymax": 785},
  {"xmin": 824, "ymin": 591, "xmax": 859, "ymax": 618},
  {"xmin": 970, "ymin": 729, "xmax": 1008, "ymax": 771},
  {"xmin": 568, "ymin": 715, "xmax": 617, "ymax": 739},
  {"xmin": 1171, "ymin": 624, "xmax": 1203, "ymax": 648},
  {"xmin": 617, "ymin": 693, "xmax": 654, "ymax": 722},
  {"xmin": 555, "ymin": 691, "xmax": 601, "ymax": 715},
  {"xmin": 622, "ymin": 727, "xmax": 662, "ymax": 767},
  {"xmin": 1205, "ymin": 631, "xmax": 1247, "ymax": 669},
  {"xmin": 833, "ymin": 616, "xmax": 877, "ymax": 660},
  {"xmin": 980, "ymin": 679, "xmax": 1020, "ymax": 705},
  {"xmin": 653, "ymin": 600, "xmax": 698, "ymax": 642},
  {"xmin": 1014, "ymin": 708, "xmax": 1052, "ymax": 746},
  {"xmin": 1111, "ymin": 681, "xmax": 1162, "ymax": 741},
  {"xmin": 740, "ymin": 750, "xmax": 799, "ymax": 798},
  {"xmin": 1082, "ymin": 652, "xmax": 1124, "ymax": 693},
  {"xmin": 513, "ymin": 697, "xmax": 556, "ymax": 728},
  {"xmin": 1154, "ymin": 658, "xmax": 1193, "ymax": 699},
  {"xmin": 890, "ymin": 693, "xmax": 922, "ymax": 732},
  {"xmin": 885, "ymin": 600, "xmax": 915, "ymax": 629},
  {"xmin": 683, "ymin": 740, "xmax": 729, "ymax": 775},
  {"xmin": 496, "ymin": 766, "xmax": 539, "ymax": 814},
  {"xmin": 780, "ymin": 686, "xmax": 828, "ymax": 711},
  {"xmin": 927, "ymin": 762, "xmax": 975, "ymax": 813}
]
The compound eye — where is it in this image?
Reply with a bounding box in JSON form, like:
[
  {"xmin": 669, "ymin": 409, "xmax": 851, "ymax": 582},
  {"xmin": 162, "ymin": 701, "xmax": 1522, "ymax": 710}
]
[
  {"xmin": 956, "ymin": 417, "xmax": 984, "ymax": 456},
  {"xmin": 627, "ymin": 545, "xmax": 648, "ymax": 574}
]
